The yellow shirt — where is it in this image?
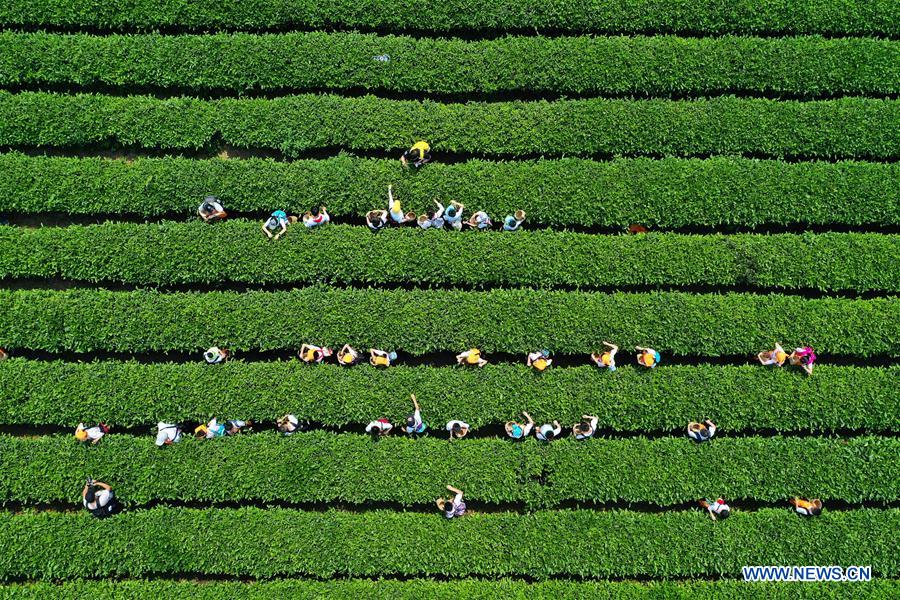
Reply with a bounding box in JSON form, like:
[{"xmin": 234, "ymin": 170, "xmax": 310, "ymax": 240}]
[{"xmin": 412, "ymin": 141, "xmax": 430, "ymax": 154}]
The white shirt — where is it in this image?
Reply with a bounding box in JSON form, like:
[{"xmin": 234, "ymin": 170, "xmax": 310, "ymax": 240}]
[
  {"xmin": 204, "ymin": 347, "xmax": 226, "ymax": 364},
  {"xmin": 280, "ymin": 414, "xmax": 299, "ymax": 434},
  {"xmin": 444, "ymin": 208, "xmax": 462, "ymax": 224},
  {"xmin": 78, "ymin": 423, "xmax": 105, "ymax": 442},
  {"xmin": 709, "ymin": 499, "xmax": 729, "ymax": 515},
  {"xmin": 303, "ymin": 211, "xmax": 330, "ymax": 228},
  {"xmin": 536, "ymin": 423, "xmax": 561, "ymax": 440},
  {"xmin": 84, "ymin": 488, "xmax": 112, "ymax": 510},
  {"xmin": 155, "ymin": 422, "xmax": 182, "ymax": 446},
  {"xmin": 366, "ymin": 420, "xmax": 393, "ymax": 434},
  {"xmin": 199, "ymin": 200, "xmax": 224, "ymax": 215},
  {"xmin": 446, "ymin": 420, "xmax": 470, "ymax": 432},
  {"xmin": 574, "ymin": 417, "xmax": 598, "ymax": 440}
]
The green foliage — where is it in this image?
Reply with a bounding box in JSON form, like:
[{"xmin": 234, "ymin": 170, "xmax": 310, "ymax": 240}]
[
  {"xmin": 4, "ymin": 579, "xmax": 899, "ymax": 600},
  {"xmin": 0, "ymin": 507, "xmax": 896, "ymax": 579},
  {"xmin": 0, "ymin": 360, "xmax": 895, "ymax": 431},
  {"xmin": 2, "ymin": 32, "xmax": 897, "ymax": 96},
  {"xmin": 0, "ymin": 288, "xmax": 896, "ymax": 355},
  {"xmin": 1, "ymin": 92, "xmax": 896, "ymax": 159},
  {"xmin": 2, "ymin": 224, "xmax": 898, "ymax": 292},
  {"xmin": 2, "ymin": 153, "xmax": 896, "ymax": 227},
  {"xmin": 1, "ymin": 433, "xmax": 897, "ymax": 506},
  {"xmin": 0, "ymin": 0, "xmax": 896, "ymax": 36}
]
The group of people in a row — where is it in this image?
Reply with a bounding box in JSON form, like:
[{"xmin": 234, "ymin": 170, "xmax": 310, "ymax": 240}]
[
  {"xmin": 77, "ymin": 395, "xmax": 718, "ymax": 446},
  {"xmin": 200, "ymin": 192, "xmax": 526, "ymax": 238},
  {"xmin": 697, "ymin": 497, "xmax": 823, "ymax": 522},
  {"xmin": 197, "ymin": 141, "xmax": 528, "ymax": 236},
  {"xmin": 366, "ymin": 184, "xmax": 525, "ymax": 232},
  {"xmin": 202, "ymin": 342, "xmax": 816, "ymax": 375}
]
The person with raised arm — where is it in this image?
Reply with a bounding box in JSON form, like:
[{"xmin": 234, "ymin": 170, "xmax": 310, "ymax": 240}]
[
  {"xmin": 436, "ymin": 485, "xmax": 466, "ymax": 519},
  {"xmin": 505, "ymin": 412, "xmax": 535, "ymax": 440},
  {"xmin": 405, "ymin": 394, "xmax": 427, "ymax": 435},
  {"xmin": 82, "ymin": 478, "xmax": 119, "ymax": 518},
  {"xmin": 443, "ymin": 201, "xmax": 465, "ymax": 231},
  {"xmin": 591, "ymin": 341, "xmax": 619, "ymax": 372},
  {"xmin": 337, "ymin": 344, "xmax": 359, "ymax": 366},
  {"xmin": 302, "ymin": 205, "xmax": 330, "ymax": 229},
  {"xmin": 535, "ymin": 420, "xmax": 562, "ymax": 441},
  {"xmin": 387, "ymin": 185, "xmax": 415, "ymax": 225}
]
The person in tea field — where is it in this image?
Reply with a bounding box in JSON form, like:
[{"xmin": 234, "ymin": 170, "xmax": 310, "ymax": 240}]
[
  {"xmin": 224, "ymin": 420, "xmax": 252, "ymax": 435},
  {"xmin": 417, "ymin": 200, "xmax": 446, "ymax": 230},
  {"xmin": 195, "ymin": 418, "xmax": 227, "ymax": 439},
  {"xmin": 506, "ymin": 412, "xmax": 535, "ymax": 440},
  {"xmin": 203, "ymin": 346, "xmax": 230, "ymax": 364},
  {"xmin": 535, "ymin": 420, "xmax": 562, "ymax": 441},
  {"xmin": 466, "ymin": 210, "xmax": 492, "ymax": 230},
  {"xmin": 791, "ymin": 498, "xmax": 823, "ymax": 516},
  {"xmin": 436, "ymin": 485, "xmax": 466, "ymax": 519},
  {"xmin": 366, "ymin": 209, "xmax": 389, "ymax": 232},
  {"xmin": 0, "ymin": 348, "xmax": 7, "ymax": 361},
  {"xmin": 526, "ymin": 350, "xmax": 552, "ymax": 372},
  {"xmin": 405, "ymin": 394, "xmax": 427, "ymax": 435},
  {"xmin": 757, "ymin": 343, "xmax": 788, "ymax": 367},
  {"xmin": 699, "ymin": 498, "xmax": 730, "ymax": 521},
  {"xmin": 198, "ymin": 195, "xmax": 227, "ymax": 222},
  {"xmin": 366, "ymin": 418, "xmax": 393, "ymax": 438},
  {"xmin": 636, "ymin": 346, "xmax": 661, "ymax": 368},
  {"xmin": 572, "ymin": 415, "xmax": 599, "ymax": 440},
  {"xmin": 446, "ymin": 419, "xmax": 470, "ymax": 440},
  {"xmin": 302, "ymin": 205, "xmax": 330, "ymax": 228},
  {"xmin": 262, "ymin": 209, "xmax": 292, "ymax": 239},
  {"xmin": 400, "ymin": 140, "xmax": 432, "ymax": 168},
  {"xmin": 387, "ymin": 185, "xmax": 415, "ymax": 225},
  {"xmin": 299, "ymin": 344, "xmax": 332, "ymax": 364},
  {"xmin": 370, "ymin": 348, "xmax": 397, "ymax": 368},
  {"xmin": 591, "ymin": 341, "xmax": 619, "ymax": 372},
  {"xmin": 74, "ymin": 423, "xmax": 109, "ymax": 444},
  {"xmin": 503, "ymin": 210, "xmax": 526, "ymax": 232},
  {"xmin": 443, "ymin": 201, "xmax": 465, "ymax": 231},
  {"xmin": 687, "ymin": 420, "xmax": 717, "ymax": 443},
  {"xmin": 788, "ymin": 346, "xmax": 816, "ymax": 375},
  {"xmin": 83, "ymin": 478, "xmax": 119, "ymax": 518},
  {"xmin": 277, "ymin": 414, "xmax": 307, "ymax": 435},
  {"xmin": 155, "ymin": 422, "xmax": 183, "ymax": 446},
  {"xmin": 337, "ymin": 344, "xmax": 360, "ymax": 366},
  {"xmin": 456, "ymin": 348, "xmax": 488, "ymax": 368}
]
